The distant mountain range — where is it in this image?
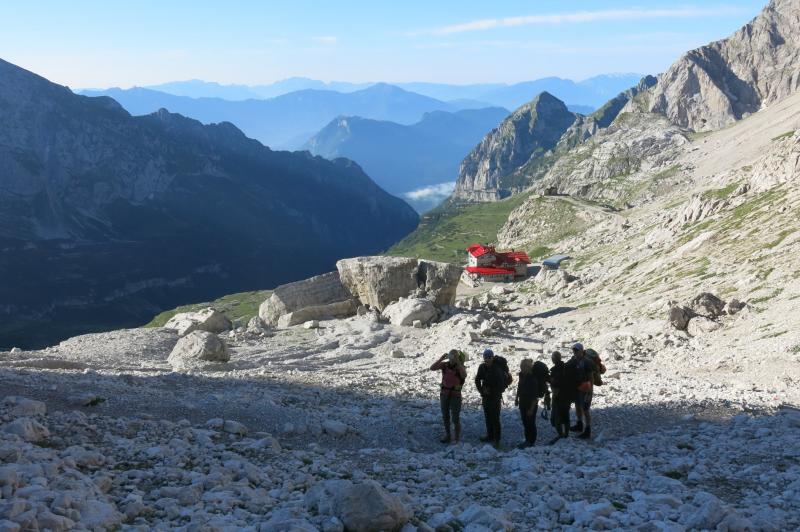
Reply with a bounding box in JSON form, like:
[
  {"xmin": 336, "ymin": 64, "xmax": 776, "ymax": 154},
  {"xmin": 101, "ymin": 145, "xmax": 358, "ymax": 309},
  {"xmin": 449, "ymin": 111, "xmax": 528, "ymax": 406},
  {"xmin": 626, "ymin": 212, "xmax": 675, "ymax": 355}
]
[
  {"xmin": 139, "ymin": 74, "xmax": 643, "ymax": 112},
  {"xmin": 80, "ymin": 84, "xmax": 482, "ymax": 149},
  {"xmin": 0, "ymin": 58, "xmax": 418, "ymax": 348},
  {"xmin": 303, "ymin": 107, "xmax": 509, "ymax": 212}
]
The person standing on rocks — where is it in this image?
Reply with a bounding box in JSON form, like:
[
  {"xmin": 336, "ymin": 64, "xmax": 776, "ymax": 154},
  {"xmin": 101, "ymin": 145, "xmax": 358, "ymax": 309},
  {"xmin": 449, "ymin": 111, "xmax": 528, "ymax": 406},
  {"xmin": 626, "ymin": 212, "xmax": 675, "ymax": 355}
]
[
  {"xmin": 548, "ymin": 351, "xmax": 572, "ymax": 443},
  {"xmin": 430, "ymin": 349, "xmax": 467, "ymax": 443},
  {"xmin": 514, "ymin": 358, "xmax": 540, "ymax": 448},
  {"xmin": 570, "ymin": 343, "xmax": 598, "ymax": 440},
  {"xmin": 475, "ymin": 348, "xmax": 512, "ymax": 447}
]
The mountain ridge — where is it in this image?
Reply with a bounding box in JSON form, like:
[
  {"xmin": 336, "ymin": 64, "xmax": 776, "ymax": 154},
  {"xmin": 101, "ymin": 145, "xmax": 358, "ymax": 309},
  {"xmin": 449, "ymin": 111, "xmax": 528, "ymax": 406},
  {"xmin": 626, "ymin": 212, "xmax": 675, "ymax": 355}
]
[{"xmin": 0, "ymin": 57, "xmax": 418, "ymax": 348}]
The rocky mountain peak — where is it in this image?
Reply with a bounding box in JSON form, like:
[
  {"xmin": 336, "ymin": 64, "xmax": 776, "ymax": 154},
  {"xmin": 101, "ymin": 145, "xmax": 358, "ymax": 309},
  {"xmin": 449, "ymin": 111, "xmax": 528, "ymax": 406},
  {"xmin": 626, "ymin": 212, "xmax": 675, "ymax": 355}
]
[
  {"xmin": 645, "ymin": 0, "xmax": 800, "ymax": 131},
  {"xmin": 454, "ymin": 92, "xmax": 577, "ymax": 201}
]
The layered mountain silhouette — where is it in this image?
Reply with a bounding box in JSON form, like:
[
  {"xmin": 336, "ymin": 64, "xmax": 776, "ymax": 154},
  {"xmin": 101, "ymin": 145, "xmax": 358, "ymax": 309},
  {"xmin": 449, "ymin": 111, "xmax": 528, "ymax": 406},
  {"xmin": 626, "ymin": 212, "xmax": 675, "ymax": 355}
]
[
  {"xmin": 81, "ymin": 84, "xmax": 476, "ymax": 149},
  {"xmin": 0, "ymin": 58, "xmax": 419, "ymax": 348},
  {"xmin": 143, "ymin": 74, "xmax": 642, "ymax": 111},
  {"xmin": 303, "ymin": 107, "xmax": 508, "ymax": 212}
]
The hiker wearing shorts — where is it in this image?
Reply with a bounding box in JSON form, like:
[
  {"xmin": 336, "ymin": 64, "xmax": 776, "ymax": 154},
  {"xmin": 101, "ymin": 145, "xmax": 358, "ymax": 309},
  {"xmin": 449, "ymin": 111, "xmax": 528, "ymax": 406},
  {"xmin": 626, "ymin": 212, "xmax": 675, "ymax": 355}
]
[
  {"xmin": 430, "ymin": 349, "xmax": 466, "ymax": 443},
  {"xmin": 572, "ymin": 343, "xmax": 597, "ymax": 440}
]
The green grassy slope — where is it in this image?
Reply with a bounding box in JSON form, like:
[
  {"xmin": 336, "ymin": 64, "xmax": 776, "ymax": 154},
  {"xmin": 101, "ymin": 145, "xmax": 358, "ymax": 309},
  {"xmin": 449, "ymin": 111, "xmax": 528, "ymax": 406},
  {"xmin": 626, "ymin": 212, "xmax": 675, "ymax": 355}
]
[
  {"xmin": 145, "ymin": 290, "xmax": 271, "ymax": 328},
  {"xmin": 386, "ymin": 193, "xmax": 532, "ymax": 263}
]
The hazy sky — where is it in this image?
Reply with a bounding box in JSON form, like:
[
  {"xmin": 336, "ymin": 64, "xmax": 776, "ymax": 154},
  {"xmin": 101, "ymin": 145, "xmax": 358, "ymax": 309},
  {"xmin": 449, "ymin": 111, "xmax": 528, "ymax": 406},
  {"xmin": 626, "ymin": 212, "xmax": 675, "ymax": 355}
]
[{"xmin": 1, "ymin": 1, "xmax": 768, "ymax": 88}]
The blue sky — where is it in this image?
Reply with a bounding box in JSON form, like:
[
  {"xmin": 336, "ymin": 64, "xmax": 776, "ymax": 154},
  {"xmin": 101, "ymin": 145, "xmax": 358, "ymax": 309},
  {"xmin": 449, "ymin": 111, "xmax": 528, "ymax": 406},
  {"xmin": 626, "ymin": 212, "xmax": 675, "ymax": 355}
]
[{"xmin": 1, "ymin": 1, "xmax": 768, "ymax": 88}]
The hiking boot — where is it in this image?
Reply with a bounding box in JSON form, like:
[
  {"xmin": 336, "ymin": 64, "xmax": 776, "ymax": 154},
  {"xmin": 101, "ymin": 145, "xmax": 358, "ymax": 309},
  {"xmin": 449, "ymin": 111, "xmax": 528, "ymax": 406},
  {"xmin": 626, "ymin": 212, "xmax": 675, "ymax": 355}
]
[
  {"xmin": 570, "ymin": 422, "xmax": 584, "ymax": 432},
  {"xmin": 516, "ymin": 442, "xmax": 528, "ymax": 449},
  {"xmin": 492, "ymin": 440, "xmax": 501, "ymax": 450},
  {"xmin": 547, "ymin": 436, "xmax": 561, "ymax": 445},
  {"xmin": 479, "ymin": 435, "xmax": 492, "ymax": 443},
  {"xmin": 440, "ymin": 434, "xmax": 451, "ymax": 444},
  {"xmin": 578, "ymin": 426, "xmax": 591, "ymax": 440}
]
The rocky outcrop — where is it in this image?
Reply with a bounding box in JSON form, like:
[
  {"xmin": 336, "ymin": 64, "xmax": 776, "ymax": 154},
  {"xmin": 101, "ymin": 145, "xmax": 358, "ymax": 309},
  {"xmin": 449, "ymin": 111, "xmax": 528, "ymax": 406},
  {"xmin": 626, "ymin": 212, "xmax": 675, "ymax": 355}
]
[
  {"xmin": 645, "ymin": 0, "xmax": 800, "ymax": 131},
  {"xmin": 336, "ymin": 256, "xmax": 461, "ymax": 311},
  {"xmin": 305, "ymin": 479, "xmax": 411, "ymax": 532},
  {"xmin": 750, "ymin": 130, "xmax": 800, "ymax": 192},
  {"xmin": 382, "ymin": 298, "xmax": 437, "ymax": 327},
  {"xmin": 258, "ymin": 272, "xmax": 357, "ymax": 327},
  {"xmin": 164, "ymin": 308, "xmax": 232, "ymax": 336},
  {"xmin": 454, "ymin": 92, "xmax": 578, "ymax": 201},
  {"xmin": 668, "ymin": 293, "xmax": 737, "ymax": 334},
  {"xmin": 167, "ymin": 331, "xmax": 230, "ymax": 370}
]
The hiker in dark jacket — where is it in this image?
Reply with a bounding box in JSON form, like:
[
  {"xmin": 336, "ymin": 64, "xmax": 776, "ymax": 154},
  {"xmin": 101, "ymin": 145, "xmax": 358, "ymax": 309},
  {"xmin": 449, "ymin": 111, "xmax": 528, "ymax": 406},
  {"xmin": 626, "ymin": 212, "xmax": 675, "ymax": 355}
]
[
  {"xmin": 475, "ymin": 348, "xmax": 511, "ymax": 447},
  {"xmin": 430, "ymin": 349, "xmax": 467, "ymax": 443},
  {"xmin": 548, "ymin": 351, "xmax": 572, "ymax": 443},
  {"xmin": 514, "ymin": 359, "xmax": 539, "ymax": 448}
]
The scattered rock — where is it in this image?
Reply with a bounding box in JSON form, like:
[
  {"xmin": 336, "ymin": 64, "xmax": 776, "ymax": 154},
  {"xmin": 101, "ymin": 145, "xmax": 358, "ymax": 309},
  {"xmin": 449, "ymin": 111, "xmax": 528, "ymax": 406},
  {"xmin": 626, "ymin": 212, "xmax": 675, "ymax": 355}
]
[
  {"xmin": 668, "ymin": 305, "xmax": 694, "ymax": 331},
  {"xmin": 383, "ymin": 298, "xmax": 437, "ymax": 327},
  {"xmin": 690, "ymin": 292, "xmax": 726, "ymax": 319},
  {"xmin": 163, "ymin": 307, "xmax": 232, "ymax": 336},
  {"xmin": 259, "ymin": 272, "xmax": 356, "ymax": 327},
  {"xmin": 167, "ymin": 331, "xmax": 230, "ymax": 370},
  {"xmin": 322, "ymin": 420, "xmax": 349, "ymax": 437},
  {"xmin": 303, "ymin": 320, "xmax": 320, "ymax": 329},
  {"xmin": 2, "ymin": 417, "xmax": 50, "ymax": 442},
  {"xmin": 3, "ymin": 397, "xmax": 46, "ymax": 417},
  {"xmin": 687, "ymin": 316, "xmax": 721, "ymax": 336}
]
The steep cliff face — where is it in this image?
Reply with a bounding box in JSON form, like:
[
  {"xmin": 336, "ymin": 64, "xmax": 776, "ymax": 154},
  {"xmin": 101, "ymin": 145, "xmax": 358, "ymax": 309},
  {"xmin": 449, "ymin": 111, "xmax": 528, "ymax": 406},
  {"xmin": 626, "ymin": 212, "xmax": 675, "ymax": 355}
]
[
  {"xmin": 646, "ymin": 0, "xmax": 800, "ymax": 131},
  {"xmin": 0, "ymin": 58, "xmax": 419, "ymax": 348},
  {"xmin": 453, "ymin": 92, "xmax": 578, "ymax": 201}
]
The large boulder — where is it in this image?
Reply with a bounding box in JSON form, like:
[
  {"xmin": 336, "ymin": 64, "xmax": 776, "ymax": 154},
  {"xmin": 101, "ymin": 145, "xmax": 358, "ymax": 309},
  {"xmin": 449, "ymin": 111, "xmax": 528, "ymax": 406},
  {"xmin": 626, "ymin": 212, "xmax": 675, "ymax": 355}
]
[
  {"xmin": 167, "ymin": 331, "xmax": 230, "ymax": 370},
  {"xmin": 668, "ymin": 306, "xmax": 694, "ymax": 331},
  {"xmin": 337, "ymin": 257, "xmax": 418, "ymax": 311},
  {"xmin": 164, "ymin": 307, "xmax": 232, "ymax": 336},
  {"xmin": 382, "ymin": 298, "xmax": 437, "ymax": 327},
  {"xmin": 687, "ymin": 316, "xmax": 722, "ymax": 336},
  {"xmin": 336, "ymin": 256, "xmax": 461, "ymax": 310},
  {"xmin": 416, "ymin": 259, "xmax": 463, "ymax": 305},
  {"xmin": 259, "ymin": 272, "xmax": 356, "ymax": 327},
  {"xmin": 306, "ymin": 480, "xmax": 411, "ymax": 532},
  {"xmin": 689, "ymin": 292, "xmax": 726, "ymax": 319}
]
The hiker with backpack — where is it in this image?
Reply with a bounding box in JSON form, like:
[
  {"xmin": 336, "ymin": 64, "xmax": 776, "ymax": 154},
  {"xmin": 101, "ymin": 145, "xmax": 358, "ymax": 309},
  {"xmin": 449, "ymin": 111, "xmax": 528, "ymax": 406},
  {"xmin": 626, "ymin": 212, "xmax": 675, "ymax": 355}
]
[
  {"xmin": 548, "ymin": 351, "xmax": 572, "ymax": 443},
  {"xmin": 430, "ymin": 349, "xmax": 467, "ymax": 443},
  {"xmin": 514, "ymin": 358, "xmax": 550, "ymax": 448},
  {"xmin": 570, "ymin": 343, "xmax": 606, "ymax": 440},
  {"xmin": 475, "ymin": 348, "xmax": 512, "ymax": 448}
]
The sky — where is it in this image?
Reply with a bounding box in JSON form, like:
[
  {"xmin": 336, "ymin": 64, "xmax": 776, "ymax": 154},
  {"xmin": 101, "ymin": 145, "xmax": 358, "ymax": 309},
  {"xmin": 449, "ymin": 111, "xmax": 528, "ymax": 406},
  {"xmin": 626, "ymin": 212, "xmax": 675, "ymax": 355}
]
[{"xmin": 0, "ymin": 1, "xmax": 769, "ymax": 88}]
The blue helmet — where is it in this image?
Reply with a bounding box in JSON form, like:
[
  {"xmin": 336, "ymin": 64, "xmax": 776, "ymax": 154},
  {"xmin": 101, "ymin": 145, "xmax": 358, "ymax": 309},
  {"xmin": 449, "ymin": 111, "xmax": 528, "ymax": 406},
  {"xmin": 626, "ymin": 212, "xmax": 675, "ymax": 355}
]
[{"xmin": 483, "ymin": 348, "xmax": 494, "ymax": 359}]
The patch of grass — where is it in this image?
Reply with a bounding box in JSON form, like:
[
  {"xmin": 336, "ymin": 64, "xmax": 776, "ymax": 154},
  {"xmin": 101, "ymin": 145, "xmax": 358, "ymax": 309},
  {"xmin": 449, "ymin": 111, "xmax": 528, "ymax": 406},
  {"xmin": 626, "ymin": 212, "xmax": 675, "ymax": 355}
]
[
  {"xmin": 145, "ymin": 289, "xmax": 272, "ymax": 328},
  {"xmin": 528, "ymin": 246, "xmax": 553, "ymax": 260},
  {"xmin": 676, "ymin": 442, "xmax": 695, "ymax": 451},
  {"xmin": 664, "ymin": 470, "xmax": 684, "ymax": 480},
  {"xmin": 612, "ymin": 501, "xmax": 627, "ymax": 511},
  {"xmin": 702, "ymin": 182, "xmax": 740, "ymax": 201},
  {"xmin": 791, "ymin": 345, "xmax": 800, "ymax": 354},
  {"xmin": 771, "ymin": 130, "xmax": 796, "ymax": 142}
]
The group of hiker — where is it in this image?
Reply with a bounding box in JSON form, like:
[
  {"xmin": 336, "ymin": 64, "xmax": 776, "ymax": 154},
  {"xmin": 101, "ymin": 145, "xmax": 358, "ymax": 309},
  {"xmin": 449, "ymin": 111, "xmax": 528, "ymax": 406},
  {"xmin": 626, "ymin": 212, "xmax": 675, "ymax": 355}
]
[{"xmin": 430, "ymin": 343, "xmax": 606, "ymax": 448}]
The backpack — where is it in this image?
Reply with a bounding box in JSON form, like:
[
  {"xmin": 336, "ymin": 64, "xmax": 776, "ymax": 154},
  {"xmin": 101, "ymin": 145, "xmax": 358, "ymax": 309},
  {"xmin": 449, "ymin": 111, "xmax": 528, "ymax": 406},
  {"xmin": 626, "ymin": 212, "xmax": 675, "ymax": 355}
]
[
  {"xmin": 585, "ymin": 349, "xmax": 606, "ymax": 386},
  {"xmin": 495, "ymin": 356, "xmax": 513, "ymax": 390},
  {"xmin": 532, "ymin": 360, "xmax": 550, "ymax": 398}
]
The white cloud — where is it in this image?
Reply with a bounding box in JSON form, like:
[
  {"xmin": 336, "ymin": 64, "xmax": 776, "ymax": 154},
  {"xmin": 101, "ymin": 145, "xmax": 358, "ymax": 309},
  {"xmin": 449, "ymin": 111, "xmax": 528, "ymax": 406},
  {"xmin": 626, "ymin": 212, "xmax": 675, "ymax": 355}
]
[
  {"xmin": 403, "ymin": 182, "xmax": 456, "ymax": 201},
  {"xmin": 312, "ymin": 36, "xmax": 339, "ymax": 45},
  {"xmin": 415, "ymin": 7, "xmax": 746, "ymax": 36}
]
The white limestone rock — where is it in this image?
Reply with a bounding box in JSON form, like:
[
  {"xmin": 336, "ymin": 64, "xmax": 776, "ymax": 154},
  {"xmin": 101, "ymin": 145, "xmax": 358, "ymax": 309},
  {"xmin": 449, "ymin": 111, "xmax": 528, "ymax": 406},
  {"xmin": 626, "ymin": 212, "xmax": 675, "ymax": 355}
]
[
  {"xmin": 167, "ymin": 331, "xmax": 230, "ymax": 370},
  {"xmin": 3, "ymin": 417, "xmax": 49, "ymax": 442},
  {"xmin": 164, "ymin": 307, "xmax": 232, "ymax": 336},
  {"xmin": 383, "ymin": 298, "xmax": 437, "ymax": 327}
]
